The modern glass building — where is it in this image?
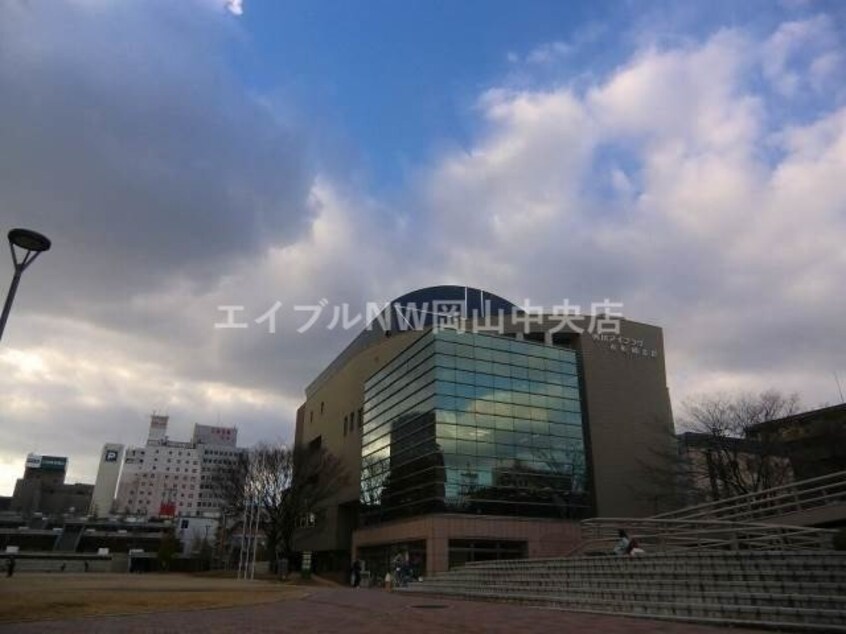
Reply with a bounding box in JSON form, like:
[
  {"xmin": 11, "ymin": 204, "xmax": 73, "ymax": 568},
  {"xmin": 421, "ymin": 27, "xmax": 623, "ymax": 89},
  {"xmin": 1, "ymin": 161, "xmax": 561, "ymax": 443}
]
[
  {"xmin": 360, "ymin": 329, "xmax": 588, "ymax": 524},
  {"xmin": 293, "ymin": 285, "xmax": 674, "ymax": 577}
]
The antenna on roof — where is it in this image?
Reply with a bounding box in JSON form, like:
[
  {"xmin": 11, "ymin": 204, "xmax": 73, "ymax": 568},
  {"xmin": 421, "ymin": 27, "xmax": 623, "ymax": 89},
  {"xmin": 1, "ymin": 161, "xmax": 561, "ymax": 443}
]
[{"xmin": 835, "ymin": 371, "xmax": 845, "ymax": 404}]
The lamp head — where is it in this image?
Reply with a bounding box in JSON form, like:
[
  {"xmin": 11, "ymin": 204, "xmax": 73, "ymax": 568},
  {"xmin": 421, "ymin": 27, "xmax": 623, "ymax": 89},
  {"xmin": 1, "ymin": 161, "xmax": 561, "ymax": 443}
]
[{"xmin": 8, "ymin": 229, "xmax": 51, "ymax": 253}]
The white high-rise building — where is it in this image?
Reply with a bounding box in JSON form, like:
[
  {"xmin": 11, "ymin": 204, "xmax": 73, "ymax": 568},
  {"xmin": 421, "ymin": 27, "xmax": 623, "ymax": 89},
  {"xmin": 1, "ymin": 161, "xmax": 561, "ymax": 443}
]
[
  {"xmin": 90, "ymin": 443, "xmax": 124, "ymax": 517},
  {"xmin": 114, "ymin": 415, "xmax": 243, "ymax": 518}
]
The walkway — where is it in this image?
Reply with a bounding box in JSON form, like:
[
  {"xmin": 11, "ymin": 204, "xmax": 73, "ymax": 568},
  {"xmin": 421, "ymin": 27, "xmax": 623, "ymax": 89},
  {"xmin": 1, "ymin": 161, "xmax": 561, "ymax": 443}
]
[{"xmin": 1, "ymin": 587, "xmax": 769, "ymax": 633}]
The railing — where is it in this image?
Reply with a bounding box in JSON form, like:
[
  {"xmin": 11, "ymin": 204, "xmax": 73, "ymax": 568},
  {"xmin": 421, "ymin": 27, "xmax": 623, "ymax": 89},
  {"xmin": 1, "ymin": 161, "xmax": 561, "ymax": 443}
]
[
  {"xmin": 654, "ymin": 470, "xmax": 846, "ymax": 523},
  {"xmin": 571, "ymin": 517, "xmax": 836, "ymax": 556}
]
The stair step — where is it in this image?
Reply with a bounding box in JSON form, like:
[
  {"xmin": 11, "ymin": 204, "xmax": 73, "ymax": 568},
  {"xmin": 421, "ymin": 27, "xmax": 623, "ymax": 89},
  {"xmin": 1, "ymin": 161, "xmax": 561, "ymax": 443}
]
[
  {"xmin": 398, "ymin": 587, "xmax": 846, "ymax": 627},
  {"xmin": 405, "ymin": 551, "xmax": 846, "ymax": 631}
]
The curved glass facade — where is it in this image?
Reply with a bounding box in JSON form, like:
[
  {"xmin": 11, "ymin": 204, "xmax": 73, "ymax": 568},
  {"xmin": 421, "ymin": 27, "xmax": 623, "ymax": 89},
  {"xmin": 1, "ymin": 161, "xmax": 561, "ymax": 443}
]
[{"xmin": 360, "ymin": 329, "xmax": 589, "ymax": 524}]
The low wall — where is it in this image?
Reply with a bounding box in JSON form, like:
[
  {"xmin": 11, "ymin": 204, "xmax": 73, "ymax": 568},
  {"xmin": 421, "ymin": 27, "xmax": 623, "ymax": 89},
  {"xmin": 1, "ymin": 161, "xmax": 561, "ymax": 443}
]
[{"xmin": 3, "ymin": 552, "xmax": 112, "ymax": 573}]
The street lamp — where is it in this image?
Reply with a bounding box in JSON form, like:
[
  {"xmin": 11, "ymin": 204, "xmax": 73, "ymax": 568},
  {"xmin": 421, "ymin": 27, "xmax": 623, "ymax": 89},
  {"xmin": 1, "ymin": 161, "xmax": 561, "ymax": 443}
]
[{"xmin": 0, "ymin": 228, "xmax": 52, "ymax": 341}]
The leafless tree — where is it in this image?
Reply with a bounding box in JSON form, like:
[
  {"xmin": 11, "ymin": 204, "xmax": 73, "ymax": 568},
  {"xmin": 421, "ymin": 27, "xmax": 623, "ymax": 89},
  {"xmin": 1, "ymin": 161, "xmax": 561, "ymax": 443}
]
[
  {"xmin": 213, "ymin": 443, "xmax": 347, "ymax": 571},
  {"xmin": 677, "ymin": 390, "xmax": 800, "ymax": 500}
]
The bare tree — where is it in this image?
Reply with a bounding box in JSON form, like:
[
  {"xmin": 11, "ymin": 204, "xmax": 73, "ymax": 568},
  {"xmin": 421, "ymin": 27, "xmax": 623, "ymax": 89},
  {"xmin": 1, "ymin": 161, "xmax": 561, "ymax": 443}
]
[
  {"xmin": 213, "ymin": 443, "xmax": 347, "ymax": 571},
  {"xmin": 678, "ymin": 390, "xmax": 799, "ymax": 500}
]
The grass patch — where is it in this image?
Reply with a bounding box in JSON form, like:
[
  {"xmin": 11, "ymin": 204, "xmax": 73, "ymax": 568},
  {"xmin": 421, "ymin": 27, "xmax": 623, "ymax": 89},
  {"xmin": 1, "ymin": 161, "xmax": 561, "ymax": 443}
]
[{"xmin": 0, "ymin": 573, "xmax": 307, "ymax": 623}]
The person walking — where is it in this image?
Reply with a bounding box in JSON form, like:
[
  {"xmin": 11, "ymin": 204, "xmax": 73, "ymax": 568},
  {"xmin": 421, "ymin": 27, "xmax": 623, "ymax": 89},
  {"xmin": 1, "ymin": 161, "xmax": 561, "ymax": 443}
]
[
  {"xmin": 5, "ymin": 556, "xmax": 15, "ymax": 578},
  {"xmin": 351, "ymin": 558, "xmax": 362, "ymax": 587}
]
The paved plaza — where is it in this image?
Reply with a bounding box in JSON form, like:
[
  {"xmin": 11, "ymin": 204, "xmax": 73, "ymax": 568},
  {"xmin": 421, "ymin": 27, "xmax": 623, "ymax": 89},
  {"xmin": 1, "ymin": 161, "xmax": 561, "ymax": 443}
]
[{"xmin": 1, "ymin": 581, "xmax": 769, "ymax": 634}]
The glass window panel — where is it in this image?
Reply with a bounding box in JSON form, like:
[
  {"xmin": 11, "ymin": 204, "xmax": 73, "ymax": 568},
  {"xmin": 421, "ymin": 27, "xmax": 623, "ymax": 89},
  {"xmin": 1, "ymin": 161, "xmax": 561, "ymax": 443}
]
[
  {"xmin": 474, "ymin": 347, "xmax": 493, "ymax": 361},
  {"xmin": 492, "ymin": 350, "xmax": 510, "ymax": 364},
  {"xmin": 438, "ymin": 438, "xmax": 456, "ymax": 453},
  {"xmin": 528, "ymin": 356, "xmax": 545, "ymax": 370},
  {"xmin": 437, "ymin": 423, "xmax": 457, "ymax": 439},
  {"xmin": 435, "ymin": 340, "xmax": 456, "ymax": 356},
  {"xmin": 511, "ymin": 366, "xmax": 528, "ymax": 379},
  {"xmin": 494, "ymin": 376, "xmax": 512, "ymax": 390},
  {"xmin": 547, "ymin": 384, "xmax": 565, "ymax": 398},
  {"xmin": 437, "ymin": 395, "xmax": 456, "ymax": 410},
  {"xmin": 515, "ymin": 432, "xmax": 532, "ymax": 447},
  {"xmin": 475, "ymin": 373, "xmax": 495, "ymax": 388},
  {"xmin": 513, "ymin": 392, "xmax": 531, "ymax": 406},
  {"xmin": 531, "ymin": 421, "xmax": 550, "ymax": 435},
  {"xmin": 514, "ymin": 418, "xmax": 533, "ymax": 433},
  {"xmin": 529, "ymin": 370, "xmax": 546, "ymax": 383},
  {"xmin": 513, "ymin": 404, "xmax": 531, "ymax": 419},
  {"xmin": 477, "ymin": 442, "xmax": 496, "ymax": 457},
  {"xmin": 478, "ymin": 386, "xmax": 497, "ymax": 401},
  {"xmin": 456, "ymin": 425, "xmax": 476, "ymax": 441},
  {"xmin": 489, "ymin": 337, "xmax": 509, "ymax": 351},
  {"xmin": 530, "ymin": 394, "xmax": 547, "ymax": 408},
  {"xmin": 457, "ymin": 383, "xmax": 475, "ymax": 398},
  {"xmin": 476, "ymin": 429, "xmax": 495, "ymax": 444},
  {"xmin": 548, "ymin": 409, "xmax": 567, "ymax": 424},
  {"xmin": 475, "ymin": 360, "xmax": 493, "ymax": 374},
  {"xmin": 494, "ymin": 417, "xmax": 514, "ymax": 431},
  {"xmin": 437, "ymin": 409, "xmax": 457, "ymax": 424},
  {"xmin": 476, "ymin": 400, "xmax": 495, "ymax": 415},
  {"xmin": 494, "ymin": 402, "xmax": 513, "ymax": 417},
  {"xmin": 530, "ymin": 407, "xmax": 547, "ymax": 421},
  {"xmin": 436, "ymin": 367, "xmax": 456, "ymax": 382},
  {"xmin": 457, "ymin": 440, "xmax": 476, "ymax": 456},
  {"xmin": 492, "ymin": 362, "xmax": 510, "ymax": 377},
  {"xmin": 456, "ymin": 410, "xmax": 475, "ymax": 426},
  {"xmin": 476, "ymin": 414, "xmax": 497, "ymax": 429}
]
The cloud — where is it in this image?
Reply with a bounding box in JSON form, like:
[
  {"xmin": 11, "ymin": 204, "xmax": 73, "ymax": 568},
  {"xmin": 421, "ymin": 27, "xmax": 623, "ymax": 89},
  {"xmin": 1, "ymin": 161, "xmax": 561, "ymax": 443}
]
[
  {"xmin": 1, "ymin": 3, "xmax": 845, "ymax": 494},
  {"xmin": 526, "ymin": 41, "xmax": 573, "ymax": 65},
  {"xmin": 762, "ymin": 14, "xmax": 842, "ymax": 97},
  {"xmin": 225, "ymin": 0, "xmax": 244, "ymax": 16},
  {"xmin": 418, "ymin": 23, "xmax": 846, "ymax": 416}
]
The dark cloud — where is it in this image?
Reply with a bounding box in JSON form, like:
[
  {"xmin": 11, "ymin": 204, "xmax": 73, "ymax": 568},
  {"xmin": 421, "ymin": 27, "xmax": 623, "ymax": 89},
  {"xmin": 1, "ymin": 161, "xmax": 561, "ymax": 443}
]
[{"xmin": 0, "ymin": 0, "xmax": 313, "ymax": 313}]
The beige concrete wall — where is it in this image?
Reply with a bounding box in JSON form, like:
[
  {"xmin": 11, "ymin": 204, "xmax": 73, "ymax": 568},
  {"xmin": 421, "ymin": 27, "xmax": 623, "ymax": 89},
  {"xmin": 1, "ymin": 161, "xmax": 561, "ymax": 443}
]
[
  {"xmin": 575, "ymin": 319, "xmax": 676, "ymax": 517},
  {"xmin": 352, "ymin": 514, "xmax": 581, "ymax": 574},
  {"xmin": 294, "ymin": 330, "xmax": 424, "ymax": 554}
]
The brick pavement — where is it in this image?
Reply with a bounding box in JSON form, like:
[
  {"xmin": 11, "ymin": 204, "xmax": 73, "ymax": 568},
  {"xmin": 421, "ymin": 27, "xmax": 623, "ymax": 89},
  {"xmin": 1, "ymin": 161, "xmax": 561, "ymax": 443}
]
[{"xmin": 0, "ymin": 587, "xmax": 769, "ymax": 633}]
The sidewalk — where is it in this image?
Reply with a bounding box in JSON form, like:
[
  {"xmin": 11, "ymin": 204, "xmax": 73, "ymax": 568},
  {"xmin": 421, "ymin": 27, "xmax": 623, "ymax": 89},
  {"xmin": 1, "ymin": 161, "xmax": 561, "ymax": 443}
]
[{"xmin": 0, "ymin": 587, "xmax": 770, "ymax": 634}]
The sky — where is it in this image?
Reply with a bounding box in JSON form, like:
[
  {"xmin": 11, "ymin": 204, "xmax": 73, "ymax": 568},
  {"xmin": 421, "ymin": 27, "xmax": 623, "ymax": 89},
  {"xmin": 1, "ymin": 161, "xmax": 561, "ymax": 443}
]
[{"xmin": 1, "ymin": 0, "xmax": 845, "ymax": 493}]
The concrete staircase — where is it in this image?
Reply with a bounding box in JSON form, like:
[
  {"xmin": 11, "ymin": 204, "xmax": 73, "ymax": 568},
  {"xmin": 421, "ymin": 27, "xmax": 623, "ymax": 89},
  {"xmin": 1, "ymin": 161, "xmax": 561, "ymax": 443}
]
[{"xmin": 398, "ymin": 551, "xmax": 846, "ymax": 631}]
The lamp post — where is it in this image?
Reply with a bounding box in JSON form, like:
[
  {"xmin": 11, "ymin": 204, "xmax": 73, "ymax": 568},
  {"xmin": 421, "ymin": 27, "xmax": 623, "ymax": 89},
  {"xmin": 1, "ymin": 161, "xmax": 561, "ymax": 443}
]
[{"xmin": 0, "ymin": 228, "xmax": 52, "ymax": 342}]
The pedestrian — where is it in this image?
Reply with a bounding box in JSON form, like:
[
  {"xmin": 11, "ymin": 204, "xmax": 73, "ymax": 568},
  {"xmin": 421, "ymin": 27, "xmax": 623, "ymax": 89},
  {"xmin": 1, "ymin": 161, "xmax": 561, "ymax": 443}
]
[
  {"xmin": 84, "ymin": 561, "xmax": 89, "ymax": 572},
  {"xmin": 392, "ymin": 552, "xmax": 405, "ymax": 587},
  {"xmin": 59, "ymin": 562, "xmax": 66, "ymax": 572},
  {"xmin": 6, "ymin": 556, "xmax": 15, "ymax": 578},
  {"xmin": 613, "ymin": 529, "xmax": 630, "ymax": 556},
  {"xmin": 351, "ymin": 558, "xmax": 361, "ymax": 588}
]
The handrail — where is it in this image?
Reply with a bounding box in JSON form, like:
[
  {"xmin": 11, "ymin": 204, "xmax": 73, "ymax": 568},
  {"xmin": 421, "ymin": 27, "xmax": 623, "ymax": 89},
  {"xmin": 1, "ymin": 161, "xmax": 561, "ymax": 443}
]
[
  {"xmin": 654, "ymin": 470, "xmax": 846, "ymax": 522},
  {"xmin": 569, "ymin": 516, "xmax": 835, "ymax": 556}
]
